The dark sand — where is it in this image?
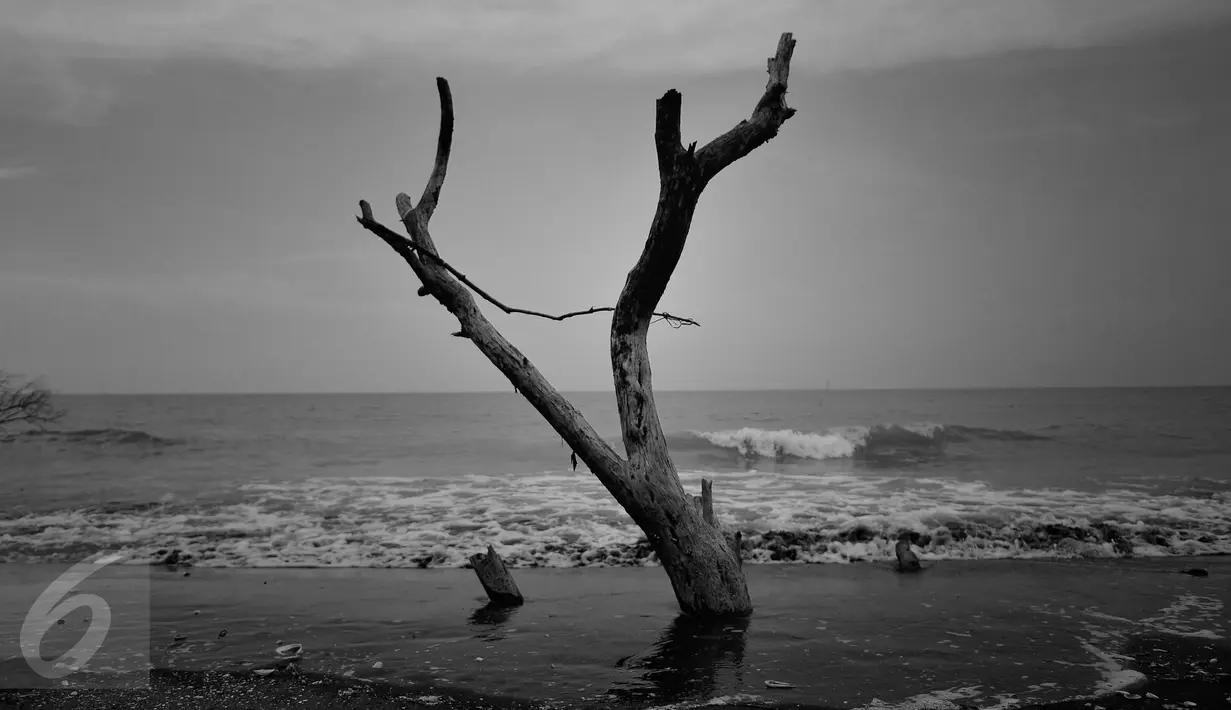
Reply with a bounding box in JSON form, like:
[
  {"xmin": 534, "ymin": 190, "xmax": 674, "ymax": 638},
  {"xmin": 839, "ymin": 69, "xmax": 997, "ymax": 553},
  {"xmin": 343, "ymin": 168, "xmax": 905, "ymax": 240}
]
[{"xmin": 1, "ymin": 557, "xmax": 1227, "ymax": 709}]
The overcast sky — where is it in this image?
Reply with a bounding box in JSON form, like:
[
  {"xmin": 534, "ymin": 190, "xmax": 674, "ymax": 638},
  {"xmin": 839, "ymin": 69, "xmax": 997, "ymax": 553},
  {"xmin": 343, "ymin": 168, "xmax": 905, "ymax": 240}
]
[{"xmin": 2, "ymin": 1, "xmax": 1230, "ymax": 394}]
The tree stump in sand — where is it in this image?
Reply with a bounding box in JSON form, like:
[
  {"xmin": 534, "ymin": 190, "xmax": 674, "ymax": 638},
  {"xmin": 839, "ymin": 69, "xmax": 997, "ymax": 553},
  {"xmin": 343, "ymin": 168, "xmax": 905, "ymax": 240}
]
[
  {"xmin": 894, "ymin": 536, "xmax": 922, "ymax": 573},
  {"xmin": 698, "ymin": 478, "xmax": 742, "ymax": 569},
  {"xmin": 469, "ymin": 545, "xmax": 524, "ymax": 606},
  {"xmin": 730, "ymin": 531, "xmax": 743, "ymax": 570},
  {"xmin": 700, "ymin": 479, "xmax": 715, "ymax": 525}
]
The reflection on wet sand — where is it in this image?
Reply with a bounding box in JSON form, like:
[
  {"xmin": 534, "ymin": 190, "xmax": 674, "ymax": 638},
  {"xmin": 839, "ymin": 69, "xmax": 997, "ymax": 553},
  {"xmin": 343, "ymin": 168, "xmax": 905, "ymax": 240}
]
[
  {"xmin": 609, "ymin": 613, "xmax": 750, "ymax": 704},
  {"xmin": 467, "ymin": 602, "xmax": 520, "ymax": 628}
]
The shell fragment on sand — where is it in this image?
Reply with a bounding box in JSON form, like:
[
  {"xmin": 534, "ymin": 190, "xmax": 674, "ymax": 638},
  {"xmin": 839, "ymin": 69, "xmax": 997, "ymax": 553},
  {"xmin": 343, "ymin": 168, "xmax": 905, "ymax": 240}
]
[
  {"xmin": 764, "ymin": 680, "xmax": 796, "ymax": 689},
  {"xmin": 275, "ymin": 643, "xmax": 304, "ymax": 659}
]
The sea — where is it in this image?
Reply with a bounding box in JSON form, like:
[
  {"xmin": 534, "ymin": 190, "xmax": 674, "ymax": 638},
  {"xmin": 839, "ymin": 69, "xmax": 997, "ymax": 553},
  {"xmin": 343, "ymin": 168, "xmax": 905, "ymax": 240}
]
[{"xmin": 2, "ymin": 388, "xmax": 1230, "ymax": 570}]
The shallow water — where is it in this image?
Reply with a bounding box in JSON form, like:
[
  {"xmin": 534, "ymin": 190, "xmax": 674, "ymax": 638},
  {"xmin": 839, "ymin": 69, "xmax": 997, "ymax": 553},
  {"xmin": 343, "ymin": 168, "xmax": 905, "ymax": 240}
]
[
  {"xmin": 2, "ymin": 388, "xmax": 1230, "ymax": 568},
  {"xmin": 2, "ymin": 559, "xmax": 1225, "ymax": 709}
]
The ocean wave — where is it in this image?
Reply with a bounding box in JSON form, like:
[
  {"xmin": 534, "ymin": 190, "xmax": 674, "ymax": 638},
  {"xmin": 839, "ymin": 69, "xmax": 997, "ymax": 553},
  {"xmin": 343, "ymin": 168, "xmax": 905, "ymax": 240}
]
[
  {"xmin": 678, "ymin": 422, "xmax": 1048, "ymax": 462},
  {"xmin": 2, "ymin": 469, "xmax": 1226, "ymax": 569},
  {"xmin": 0, "ymin": 427, "xmax": 180, "ymax": 447}
]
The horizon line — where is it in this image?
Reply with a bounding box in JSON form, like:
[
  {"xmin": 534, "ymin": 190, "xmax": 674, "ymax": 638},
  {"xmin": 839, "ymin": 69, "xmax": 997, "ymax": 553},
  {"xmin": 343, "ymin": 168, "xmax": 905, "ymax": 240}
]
[{"xmin": 53, "ymin": 383, "xmax": 1231, "ymax": 396}]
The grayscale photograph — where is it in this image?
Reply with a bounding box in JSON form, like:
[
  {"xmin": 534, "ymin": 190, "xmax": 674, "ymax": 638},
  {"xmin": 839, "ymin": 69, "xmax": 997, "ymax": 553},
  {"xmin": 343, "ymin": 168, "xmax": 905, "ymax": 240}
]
[{"xmin": 1, "ymin": 2, "xmax": 1228, "ymax": 708}]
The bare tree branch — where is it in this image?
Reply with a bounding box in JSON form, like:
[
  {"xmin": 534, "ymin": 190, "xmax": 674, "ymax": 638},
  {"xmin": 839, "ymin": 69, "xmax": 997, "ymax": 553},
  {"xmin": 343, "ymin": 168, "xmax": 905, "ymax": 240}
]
[
  {"xmin": 696, "ymin": 32, "xmax": 797, "ymax": 184},
  {"xmin": 0, "ymin": 371, "xmax": 64, "ymax": 429},
  {"xmin": 607, "ymin": 33, "xmax": 795, "ymax": 338},
  {"xmin": 356, "ymin": 78, "xmax": 631, "ymax": 511},
  {"xmin": 362, "ymin": 80, "xmax": 700, "ymax": 329},
  {"xmin": 655, "ymin": 89, "xmax": 685, "ymax": 178},
  {"xmin": 356, "ymin": 209, "xmax": 699, "ymax": 328},
  {"xmin": 417, "ymin": 77, "xmax": 454, "ymax": 222}
]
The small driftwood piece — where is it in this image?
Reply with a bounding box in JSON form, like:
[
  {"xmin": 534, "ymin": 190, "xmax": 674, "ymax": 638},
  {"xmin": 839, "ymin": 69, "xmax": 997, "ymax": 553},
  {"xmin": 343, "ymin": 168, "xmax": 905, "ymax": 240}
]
[
  {"xmin": 469, "ymin": 545, "xmax": 524, "ymax": 606},
  {"xmin": 894, "ymin": 536, "xmax": 922, "ymax": 573}
]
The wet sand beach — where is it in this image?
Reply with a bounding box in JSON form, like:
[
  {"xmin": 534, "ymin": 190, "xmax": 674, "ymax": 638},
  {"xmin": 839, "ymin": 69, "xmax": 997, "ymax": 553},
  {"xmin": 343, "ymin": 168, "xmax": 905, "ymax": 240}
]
[{"xmin": 1, "ymin": 556, "xmax": 1226, "ymax": 709}]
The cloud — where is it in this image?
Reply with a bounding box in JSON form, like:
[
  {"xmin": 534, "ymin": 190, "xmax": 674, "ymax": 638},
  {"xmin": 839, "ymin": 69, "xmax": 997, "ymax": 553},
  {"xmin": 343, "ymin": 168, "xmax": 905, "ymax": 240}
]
[
  {"xmin": 5, "ymin": 0, "xmax": 1230, "ymax": 72},
  {"xmin": 2, "ymin": 0, "xmax": 1229, "ymax": 122},
  {"xmin": 0, "ymin": 165, "xmax": 37, "ymax": 180}
]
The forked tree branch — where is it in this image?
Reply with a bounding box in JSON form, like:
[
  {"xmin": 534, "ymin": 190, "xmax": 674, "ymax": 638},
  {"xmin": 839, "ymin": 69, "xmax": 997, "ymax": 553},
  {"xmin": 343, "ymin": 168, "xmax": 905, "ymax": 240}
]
[
  {"xmin": 696, "ymin": 33, "xmax": 797, "ymax": 183},
  {"xmin": 359, "ymin": 79, "xmax": 697, "ymax": 329},
  {"xmin": 356, "ymin": 206, "xmax": 698, "ymax": 327},
  {"xmin": 612, "ymin": 33, "xmax": 796, "ymax": 338},
  {"xmin": 611, "ymin": 32, "xmax": 797, "ymax": 465}
]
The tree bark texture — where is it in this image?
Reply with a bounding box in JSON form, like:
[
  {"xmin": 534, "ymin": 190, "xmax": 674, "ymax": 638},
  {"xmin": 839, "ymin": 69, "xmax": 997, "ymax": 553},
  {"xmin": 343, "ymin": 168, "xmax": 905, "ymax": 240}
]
[{"xmin": 469, "ymin": 545, "xmax": 525, "ymax": 606}]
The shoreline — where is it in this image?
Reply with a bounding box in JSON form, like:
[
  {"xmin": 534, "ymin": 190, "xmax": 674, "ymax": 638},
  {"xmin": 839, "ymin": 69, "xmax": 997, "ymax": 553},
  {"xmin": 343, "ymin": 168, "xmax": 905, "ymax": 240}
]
[
  {"xmin": 2, "ymin": 632, "xmax": 1229, "ymax": 710},
  {"xmin": 1, "ymin": 558, "xmax": 1226, "ymax": 709},
  {"xmin": 2, "ymin": 634, "xmax": 1228, "ymax": 710}
]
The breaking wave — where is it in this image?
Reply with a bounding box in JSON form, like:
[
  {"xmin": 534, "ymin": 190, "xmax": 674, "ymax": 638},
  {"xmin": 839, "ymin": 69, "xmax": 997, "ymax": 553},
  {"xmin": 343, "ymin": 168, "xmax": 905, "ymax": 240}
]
[
  {"xmin": 675, "ymin": 423, "xmax": 1048, "ymax": 463},
  {"xmin": 0, "ymin": 427, "xmax": 181, "ymax": 448},
  {"xmin": 2, "ymin": 469, "xmax": 1226, "ymax": 569}
]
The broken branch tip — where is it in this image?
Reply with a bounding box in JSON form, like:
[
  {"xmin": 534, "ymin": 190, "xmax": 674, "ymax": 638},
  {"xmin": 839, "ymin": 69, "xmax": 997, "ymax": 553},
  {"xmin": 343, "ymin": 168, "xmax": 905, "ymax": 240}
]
[{"xmin": 396, "ymin": 193, "xmax": 415, "ymax": 221}]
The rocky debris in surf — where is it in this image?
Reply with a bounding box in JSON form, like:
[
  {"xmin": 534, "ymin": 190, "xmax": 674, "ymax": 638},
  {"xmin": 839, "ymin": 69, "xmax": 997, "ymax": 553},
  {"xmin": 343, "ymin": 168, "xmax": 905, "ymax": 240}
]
[
  {"xmin": 1094, "ymin": 523, "xmax": 1137, "ymax": 556},
  {"xmin": 412, "ymin": 554, "xmax": 444, "ymax": 569},
  {"xmin": 455, "ymin": 538, "xmax": 657, "ymax": 569},
  {"xmin": 1114, "ymin": 632, "xmax": 1231, "ymax": 688},
  {"xmin": 151, "ymin": 548, "xmax": 194, "ymax": 567},
  {"xmin": 79, "ymin": 515, "xmax": 1226, "ymax": 569},
  {"xmin": 717, "ymin": 519, "xmax": 1221, "ymax": 565},
  {"xmin": 761, "ymin": 530, "xmax": 807, "ymax": 561},
  {"xmin": 8, "ymin": 504, "xmax": 1225, "ymax": 569}
]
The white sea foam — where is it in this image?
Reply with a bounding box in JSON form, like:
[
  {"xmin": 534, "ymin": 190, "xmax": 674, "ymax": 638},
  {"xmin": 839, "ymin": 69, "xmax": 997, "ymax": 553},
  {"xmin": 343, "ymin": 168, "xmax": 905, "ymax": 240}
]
[
  {"xmin": 642, "ymin": 693, "xmax": 772, "ymax": 710},
  {"xmin": 1036, "ymin": 588, "xmax": 1224, "ymax": 699},
  {"xmin": 1, "ymin": 466, "xmax": 1228, "ymax": 569},
  {"xmin": 692, "ymin": 422, "xmax": 953, "ymax": 461},
  {"xmin": 1083, "ymin": 639, "xmax": 1148, "ymax": 696},
  {"xmin": 860, "ymin": 686, "xmax": 983, "ymax": 710},
  {"xmin": 696, "ymin": 427, "xmax": 861, "ymax": 460},
  {"xmin": 1136, "ymin": 593, "xmax": 1226, "ymax": 640}
]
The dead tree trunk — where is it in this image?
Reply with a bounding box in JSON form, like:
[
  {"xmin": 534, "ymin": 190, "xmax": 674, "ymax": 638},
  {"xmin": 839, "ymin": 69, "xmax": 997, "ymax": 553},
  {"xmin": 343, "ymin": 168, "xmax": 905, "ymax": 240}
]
[
  {"xmin": 355, "ymin": 34, "xmax": 798, "ymax": 616},
  {"xmin": 469, "ymin": 545, "xmax": 524, "ymax": 605}
]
